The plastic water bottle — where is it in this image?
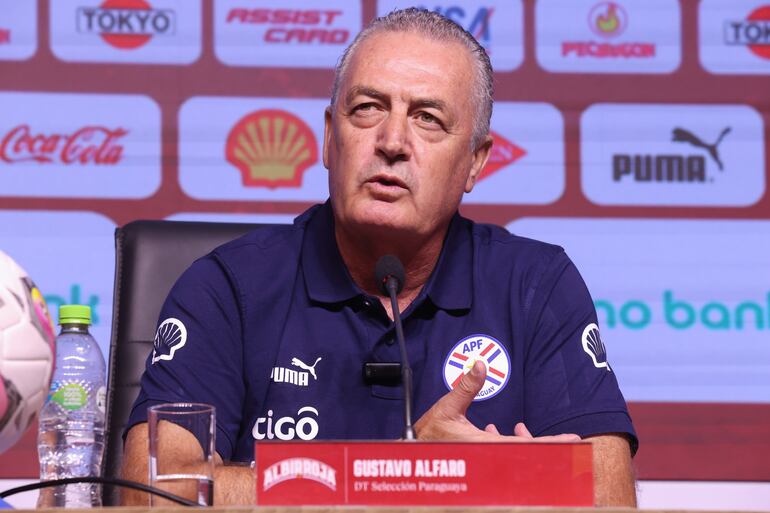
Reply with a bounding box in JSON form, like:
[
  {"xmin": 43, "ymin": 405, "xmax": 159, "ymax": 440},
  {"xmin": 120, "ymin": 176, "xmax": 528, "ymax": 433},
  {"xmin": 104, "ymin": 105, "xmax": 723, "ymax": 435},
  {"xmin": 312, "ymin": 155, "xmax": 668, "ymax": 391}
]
[{"xmin": 37, "ymin": 305, "xmax": 106, "ymax": 508}]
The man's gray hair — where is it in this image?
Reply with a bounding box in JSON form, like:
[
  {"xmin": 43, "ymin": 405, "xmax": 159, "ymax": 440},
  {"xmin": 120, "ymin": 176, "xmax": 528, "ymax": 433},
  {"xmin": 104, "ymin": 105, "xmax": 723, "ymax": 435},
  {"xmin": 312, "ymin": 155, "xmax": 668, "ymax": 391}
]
[{"xmin": 331, "ymin": 8, "xmax": 494, "ymax": 149}]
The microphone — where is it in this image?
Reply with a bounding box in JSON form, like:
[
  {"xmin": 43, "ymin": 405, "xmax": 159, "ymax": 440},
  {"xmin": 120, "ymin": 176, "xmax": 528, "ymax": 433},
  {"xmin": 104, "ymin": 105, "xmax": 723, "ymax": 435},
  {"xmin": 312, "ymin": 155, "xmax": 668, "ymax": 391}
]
[{"xmin": 374, "ymin": 255, "xmax": 415, "ymax": 441}]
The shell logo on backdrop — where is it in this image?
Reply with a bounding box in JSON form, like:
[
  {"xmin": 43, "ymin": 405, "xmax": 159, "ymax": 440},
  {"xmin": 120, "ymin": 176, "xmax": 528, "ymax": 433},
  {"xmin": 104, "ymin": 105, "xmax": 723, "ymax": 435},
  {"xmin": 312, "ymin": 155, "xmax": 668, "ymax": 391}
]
[
  {"xmin": 50, "ymin": 0, "xmax": 201, "ymax": 64},
  {"xmin": 178, "ymin": 97, "xmax": 329, "ymax": 201},
  {"xmin": 225, "ymin": 109, "xmax": 318, "ymax": 189},
  {"xmin": 536, "ymin": 0, "xmax": 681, "ymax": 73},
  {"xmin": 376, "ymin": 1, "xmax": 524, "ymax": 71},
  {"xmin": 214, "ymin": 0, "xmax": 362, "ymax": 68}
]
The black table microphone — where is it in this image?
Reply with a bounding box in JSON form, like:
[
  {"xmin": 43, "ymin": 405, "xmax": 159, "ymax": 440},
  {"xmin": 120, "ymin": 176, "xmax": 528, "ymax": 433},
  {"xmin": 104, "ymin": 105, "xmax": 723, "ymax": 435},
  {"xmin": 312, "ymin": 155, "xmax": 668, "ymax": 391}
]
[{"xmin": 374, "ymin": 255, "xmax": 415, "ymax": 440}]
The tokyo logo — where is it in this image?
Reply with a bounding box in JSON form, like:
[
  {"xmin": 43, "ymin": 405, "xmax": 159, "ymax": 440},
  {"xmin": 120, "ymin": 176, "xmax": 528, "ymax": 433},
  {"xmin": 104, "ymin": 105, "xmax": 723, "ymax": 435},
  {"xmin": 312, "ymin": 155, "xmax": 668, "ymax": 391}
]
[
  {"xmin": 76, "ymin": 0, "xmax": 176, "ymax": 50},
  {"xmin": 724, "ymin": 5, "xmax": 770, "ymax": 60}
]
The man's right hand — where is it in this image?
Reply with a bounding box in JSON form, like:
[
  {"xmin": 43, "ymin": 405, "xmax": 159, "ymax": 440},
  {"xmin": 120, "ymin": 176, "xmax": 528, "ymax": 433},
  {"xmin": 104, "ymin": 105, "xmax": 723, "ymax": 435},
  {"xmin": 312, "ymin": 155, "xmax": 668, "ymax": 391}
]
[{"xmin": 413, "ymin": 360, "xmax": 581, "ymax": 442}]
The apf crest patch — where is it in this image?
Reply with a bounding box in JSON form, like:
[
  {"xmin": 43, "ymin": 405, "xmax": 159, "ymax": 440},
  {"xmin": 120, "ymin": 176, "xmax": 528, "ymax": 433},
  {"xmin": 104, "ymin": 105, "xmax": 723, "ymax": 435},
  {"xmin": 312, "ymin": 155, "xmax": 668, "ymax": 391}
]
[{"xmin": 442, "ymin": 334, "xmax": 511, "ymax": 401}]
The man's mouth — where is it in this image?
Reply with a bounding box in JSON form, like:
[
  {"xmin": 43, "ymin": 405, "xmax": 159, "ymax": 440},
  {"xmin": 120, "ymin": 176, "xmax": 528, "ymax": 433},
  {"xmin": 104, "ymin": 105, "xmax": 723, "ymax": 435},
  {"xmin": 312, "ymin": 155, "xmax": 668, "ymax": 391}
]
[{"xmin": 366, "ymin": 174, "xmax": 408, "ymax": 190}]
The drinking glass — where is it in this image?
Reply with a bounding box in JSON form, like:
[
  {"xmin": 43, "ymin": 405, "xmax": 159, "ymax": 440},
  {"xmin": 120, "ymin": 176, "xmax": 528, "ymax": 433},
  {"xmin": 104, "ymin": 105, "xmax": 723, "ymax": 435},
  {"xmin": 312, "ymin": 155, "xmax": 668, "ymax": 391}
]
[{"xmin": 148, "ymin": 403, "xmax": 215, "ymax": 506}]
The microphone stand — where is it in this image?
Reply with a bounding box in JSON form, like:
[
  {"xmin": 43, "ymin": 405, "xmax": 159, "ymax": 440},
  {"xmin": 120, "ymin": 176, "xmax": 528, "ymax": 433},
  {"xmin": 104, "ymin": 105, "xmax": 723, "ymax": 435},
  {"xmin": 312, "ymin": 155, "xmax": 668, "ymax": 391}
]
[{"xmin": 385, "ymin": 275, "xmax": 416, "ymax": 441}]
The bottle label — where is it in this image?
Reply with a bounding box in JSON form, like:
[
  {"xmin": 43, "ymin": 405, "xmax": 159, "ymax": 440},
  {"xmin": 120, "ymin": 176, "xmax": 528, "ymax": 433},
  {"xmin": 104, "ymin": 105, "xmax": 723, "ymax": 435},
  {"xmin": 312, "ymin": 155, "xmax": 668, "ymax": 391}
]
[
  {"xmin": 96, "ymin": 386, "xmax": 106, "ymax": 414},
  {"xmin": 51, "ymin": 383, "xmax": 88, "ymax": 410}
]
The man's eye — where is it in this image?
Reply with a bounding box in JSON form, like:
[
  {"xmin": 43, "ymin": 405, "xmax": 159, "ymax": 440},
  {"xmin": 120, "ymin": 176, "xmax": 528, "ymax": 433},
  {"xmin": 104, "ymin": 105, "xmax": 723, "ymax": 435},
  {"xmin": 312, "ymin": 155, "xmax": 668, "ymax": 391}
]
[
  {"xmin": 352, "ymin": 103, "xmax": 377, "ymax": 113},
  {"xmin": 418, "ymin": 112, "xmax": 440, "ymax": 125}
]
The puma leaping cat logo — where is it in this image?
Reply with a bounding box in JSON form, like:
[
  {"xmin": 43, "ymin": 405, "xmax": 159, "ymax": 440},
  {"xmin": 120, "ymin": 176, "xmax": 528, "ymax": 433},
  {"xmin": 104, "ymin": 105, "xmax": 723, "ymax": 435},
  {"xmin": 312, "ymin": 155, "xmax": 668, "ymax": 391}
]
[
  {"xmin": 672, "ymin": 126, "xmax": 731, "ymax": 171},
  {"xmin": 291, "ymin": 357, "xmax": 322, "ymax": 380}
]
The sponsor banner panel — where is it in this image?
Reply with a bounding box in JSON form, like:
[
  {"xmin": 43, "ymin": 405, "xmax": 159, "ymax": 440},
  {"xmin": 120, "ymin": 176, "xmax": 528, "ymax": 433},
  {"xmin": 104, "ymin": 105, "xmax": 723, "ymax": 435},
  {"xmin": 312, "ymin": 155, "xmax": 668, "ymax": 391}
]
[
  {"xmin": 179, "ymin": 96, "xmax": 329, "ymax": 201},
  {"xmin": 0, "ymin": 1, "xmax": 36, "ymax": 61},
  {"xmin": 49, "ymin": 0, "xmax": 202, "ymax": 65},
  {"xmin": 0, "ymin": 210, "xmax": 115, "ymax": 360},
  {"xmin": 463, "ymin": 102, "xmax": 564, "ymax": 205},
  {"xmin": 0, "ymin": 92, "xmax": 162, "ymax": 199},
  {"xmin": 700, "ymin": 0, "xmax": 770, "ymax": 75},
  {"xmin": 214, "ymin": 0, "xmax": 361, "ymax": 68},
  {"xmin": 536, "ymin": 0, "xmax": 681, "ymax": 74},
  {"xmin": 581, "ymin": 103, "xmax": 765, "ymax": 207},
  {"xmin": 507, "ymin": 217, "xmax": 770, "ymax": 404},
  {"xmin": 377, "ymin": 1, "xmax": 524, "ymax": 72}
]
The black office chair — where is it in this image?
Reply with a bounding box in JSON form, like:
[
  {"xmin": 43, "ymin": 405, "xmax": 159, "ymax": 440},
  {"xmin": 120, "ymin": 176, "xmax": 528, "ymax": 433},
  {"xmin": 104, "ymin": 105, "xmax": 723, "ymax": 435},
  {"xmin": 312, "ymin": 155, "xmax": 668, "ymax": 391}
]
[{"xmin": 102, "ymin": 219, "xmax": 265, "ymax": 505}]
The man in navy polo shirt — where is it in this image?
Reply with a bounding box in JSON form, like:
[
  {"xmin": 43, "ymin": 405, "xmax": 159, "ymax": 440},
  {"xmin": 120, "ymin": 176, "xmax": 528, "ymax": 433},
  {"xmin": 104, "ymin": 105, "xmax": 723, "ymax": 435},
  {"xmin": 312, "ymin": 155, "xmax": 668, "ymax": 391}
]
[{"xmin": 122, "ymin": 8, "xmax": 637, "ymax": 507}]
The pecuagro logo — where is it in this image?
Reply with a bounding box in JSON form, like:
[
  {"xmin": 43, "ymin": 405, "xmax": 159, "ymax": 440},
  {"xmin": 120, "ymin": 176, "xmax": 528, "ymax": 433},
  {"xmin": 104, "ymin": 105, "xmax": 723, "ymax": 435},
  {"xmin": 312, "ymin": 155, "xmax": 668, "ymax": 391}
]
[
  {"xmin": 562, "ymin": 1, "xmax": 655, "ymax": 58},
  {"xmin": 477, "ymin": 130, "xmax": 526, "ymax": 182},
  {"xmin": 225, "ymin": 8, "xmax": 349, "ymax": 44},
  {"xmin": 0, "ymin": 124, "xmax": 127, "ymax": 165},
  {"xmin": 428, "ymin": 6, "xmax": 494, "ymax": 48},
  {"xmin": 613, "ymin": 125, "xmax": 731, "ymax": 183},
  {"xmin": 724, "ymin": 4, "xmax": 770, "ymax": 60},
  {"xmin": 595, "ymin": 291, "xmax": 770, "ymax": 331},
  {"xmin": 225, "ymin": 109, "xmax": 318, "ymax": 188},
  {"xmin": 77, "ymin": 0, "xmax": 176, "ymax": 50}
]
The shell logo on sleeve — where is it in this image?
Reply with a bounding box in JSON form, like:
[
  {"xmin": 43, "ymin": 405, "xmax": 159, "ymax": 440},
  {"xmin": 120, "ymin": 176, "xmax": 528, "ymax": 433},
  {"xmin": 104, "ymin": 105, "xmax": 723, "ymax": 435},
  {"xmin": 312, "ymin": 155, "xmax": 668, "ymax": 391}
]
[
  {"xmin": 582, "ymin": 323, "xmax": 611, "ymax": 371},
  {"xmin": 152, "ymin": 317, "xmax": 187, "ymax": 364},
  {"xmin": 442, "ymin": 334, "xmax": 511, "ymax": 401}
]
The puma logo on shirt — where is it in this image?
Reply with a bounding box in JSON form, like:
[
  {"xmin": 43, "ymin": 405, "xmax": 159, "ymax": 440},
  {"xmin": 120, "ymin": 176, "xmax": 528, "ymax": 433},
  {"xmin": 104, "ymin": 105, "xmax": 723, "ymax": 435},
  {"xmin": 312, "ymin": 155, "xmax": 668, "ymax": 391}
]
[{"xmin": 270, "ymin": 356, "xmax": 322, "ymax": 387}]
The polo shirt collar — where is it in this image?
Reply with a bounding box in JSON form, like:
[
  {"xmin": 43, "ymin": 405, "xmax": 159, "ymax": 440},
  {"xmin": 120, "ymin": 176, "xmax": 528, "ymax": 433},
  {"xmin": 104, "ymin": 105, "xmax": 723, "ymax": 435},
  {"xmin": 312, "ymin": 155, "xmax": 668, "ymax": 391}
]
[
  {"xmin": 301, "ymin": 201, "xmax": 360, "ymax": 304},
  {"xmin": 420, "ymin": 212, "xmax": 473, "ymax": 312},
  {"xmin": 301, "ymin": 201, "xmax": 474, "ymax": 311}
]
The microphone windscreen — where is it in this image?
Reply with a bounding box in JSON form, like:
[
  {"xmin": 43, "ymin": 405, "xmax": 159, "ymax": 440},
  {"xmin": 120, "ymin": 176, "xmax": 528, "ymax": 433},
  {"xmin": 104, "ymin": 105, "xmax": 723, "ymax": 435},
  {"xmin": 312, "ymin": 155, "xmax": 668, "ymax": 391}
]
[{"xmin": 375, "ymin": 255, "xmax": 405, "ymax": 295}]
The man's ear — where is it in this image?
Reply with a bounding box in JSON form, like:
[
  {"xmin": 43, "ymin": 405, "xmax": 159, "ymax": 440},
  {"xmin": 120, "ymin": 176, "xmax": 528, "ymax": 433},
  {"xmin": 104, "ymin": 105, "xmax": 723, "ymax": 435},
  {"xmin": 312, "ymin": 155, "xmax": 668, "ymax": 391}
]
[
  {"xmin": 322, "ymin": 105, "xmax": 333, "ymax": 170},
  {"xmin": 465, "ymin": 134, "xmax": 493, "ymax": 193}
]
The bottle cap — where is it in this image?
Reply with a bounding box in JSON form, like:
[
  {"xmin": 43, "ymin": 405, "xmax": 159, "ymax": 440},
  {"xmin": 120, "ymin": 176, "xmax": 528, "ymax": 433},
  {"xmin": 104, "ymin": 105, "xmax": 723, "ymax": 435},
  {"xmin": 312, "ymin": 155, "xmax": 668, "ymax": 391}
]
[{"xmin": 59, "ymin": 305, "xmax": 92, "ymax": 325}]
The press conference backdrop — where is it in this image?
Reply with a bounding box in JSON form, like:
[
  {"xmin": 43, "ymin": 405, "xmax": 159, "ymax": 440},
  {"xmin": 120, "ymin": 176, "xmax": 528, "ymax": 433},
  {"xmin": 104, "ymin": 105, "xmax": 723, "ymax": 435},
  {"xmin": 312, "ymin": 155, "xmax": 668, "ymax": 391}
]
[{"xmin": 0, "ymin": 0, "xmax": 769, "ymax": 505}]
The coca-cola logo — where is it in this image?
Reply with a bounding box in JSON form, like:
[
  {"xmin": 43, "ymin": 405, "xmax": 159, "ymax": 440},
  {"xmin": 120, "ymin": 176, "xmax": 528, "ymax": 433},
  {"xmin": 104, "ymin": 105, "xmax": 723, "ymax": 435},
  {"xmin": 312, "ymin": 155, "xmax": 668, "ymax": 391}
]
[{"xmin": 0, "ymin": 125, "xmax": 128, "ymax": 165}]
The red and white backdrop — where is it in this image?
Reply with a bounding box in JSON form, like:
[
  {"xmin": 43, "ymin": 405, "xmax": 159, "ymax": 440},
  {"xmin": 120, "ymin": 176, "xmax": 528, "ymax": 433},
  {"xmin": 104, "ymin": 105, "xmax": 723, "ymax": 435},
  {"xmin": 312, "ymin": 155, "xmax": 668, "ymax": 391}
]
[{"xmin": 1, "ymin": 0, "xmax": 769, "ymax": 506}]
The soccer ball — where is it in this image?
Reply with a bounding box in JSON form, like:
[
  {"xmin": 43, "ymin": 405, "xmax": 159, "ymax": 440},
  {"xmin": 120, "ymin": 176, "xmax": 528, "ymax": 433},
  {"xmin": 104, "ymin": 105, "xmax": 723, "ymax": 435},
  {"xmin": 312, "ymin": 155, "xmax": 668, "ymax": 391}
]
[{"xmin": 0, "ymin": 251, "xmax": 55, "ymax": 454}]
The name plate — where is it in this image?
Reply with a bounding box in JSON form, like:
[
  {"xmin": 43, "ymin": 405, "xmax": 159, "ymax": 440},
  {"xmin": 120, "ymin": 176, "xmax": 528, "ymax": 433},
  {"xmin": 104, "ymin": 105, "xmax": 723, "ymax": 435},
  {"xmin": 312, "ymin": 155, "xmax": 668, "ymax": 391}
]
[{"xmin": 254, "ymin": 441, "xmax": 593, "ymax": 506}]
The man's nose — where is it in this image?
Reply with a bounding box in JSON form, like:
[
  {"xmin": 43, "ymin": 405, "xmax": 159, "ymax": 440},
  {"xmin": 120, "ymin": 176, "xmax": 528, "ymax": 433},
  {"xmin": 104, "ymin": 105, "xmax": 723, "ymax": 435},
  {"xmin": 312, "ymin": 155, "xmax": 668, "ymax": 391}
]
[{"xmin": 375, "ymin": 111, "xmax": 411, "ymax": 163}]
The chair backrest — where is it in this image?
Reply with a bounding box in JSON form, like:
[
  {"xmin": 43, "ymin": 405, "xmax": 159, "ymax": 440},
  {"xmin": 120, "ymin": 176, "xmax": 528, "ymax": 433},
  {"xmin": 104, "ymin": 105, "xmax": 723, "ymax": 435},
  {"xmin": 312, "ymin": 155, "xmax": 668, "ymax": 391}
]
[{"xmin": 103, "ymin": 219, "xmax": 265, "ymax": 505}]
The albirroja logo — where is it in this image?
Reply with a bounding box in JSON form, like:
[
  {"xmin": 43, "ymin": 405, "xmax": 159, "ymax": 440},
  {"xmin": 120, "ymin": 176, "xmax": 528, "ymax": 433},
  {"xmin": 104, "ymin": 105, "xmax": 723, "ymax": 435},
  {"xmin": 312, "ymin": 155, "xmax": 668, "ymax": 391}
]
[
  {"xmin": 77, "ymin": 0, "xmax": 176, "ymax": 50},
  {"xmin": 478, "ymin": 131, "xmax": 526, "ymax": 182},
  {"xmin": 724, "ymin": 5, "xmax": 770, "ymax": 60},
  {"xmin": 0, "ymin": 125, "xmax": 127, "ymax": 165},
  {"xmin": 225, "ymin": 110, "xmax": 318, "ymax": 189},
  {"xmin": 226, "ymin": 8, "xmax": 349, "ymax": 44}
]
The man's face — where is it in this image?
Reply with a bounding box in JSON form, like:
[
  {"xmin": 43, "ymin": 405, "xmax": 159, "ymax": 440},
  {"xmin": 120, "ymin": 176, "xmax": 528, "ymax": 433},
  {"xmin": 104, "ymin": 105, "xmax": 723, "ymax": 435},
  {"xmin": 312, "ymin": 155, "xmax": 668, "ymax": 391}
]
[{"xmin": 323, "ymin": 31, "xmax": 491, "ymax": 239}]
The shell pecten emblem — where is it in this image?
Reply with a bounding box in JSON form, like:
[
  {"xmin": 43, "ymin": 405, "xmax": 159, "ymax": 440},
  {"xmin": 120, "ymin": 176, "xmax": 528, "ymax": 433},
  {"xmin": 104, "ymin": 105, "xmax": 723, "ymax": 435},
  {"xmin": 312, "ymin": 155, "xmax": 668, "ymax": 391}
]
[{"xmin": 225, "ymin": 109, "xmax": 318, "ymax": 188}]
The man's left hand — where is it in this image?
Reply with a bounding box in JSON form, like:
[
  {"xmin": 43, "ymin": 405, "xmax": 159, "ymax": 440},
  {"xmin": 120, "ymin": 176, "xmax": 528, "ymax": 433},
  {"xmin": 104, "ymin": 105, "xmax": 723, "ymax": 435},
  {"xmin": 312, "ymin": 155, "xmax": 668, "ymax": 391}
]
[{"xmin": 414, "ymin": 360, "xmax": 580, "ymax": 442}]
